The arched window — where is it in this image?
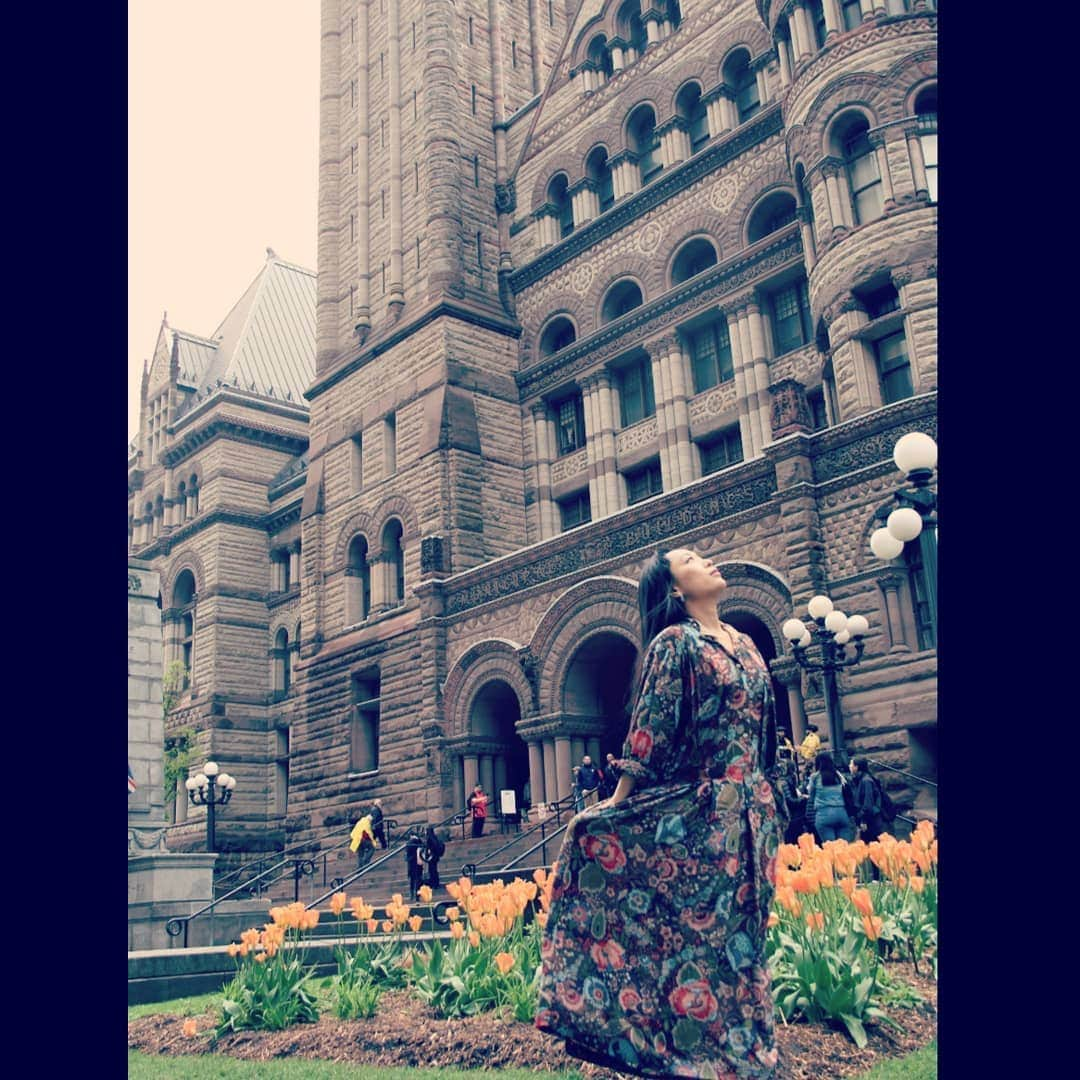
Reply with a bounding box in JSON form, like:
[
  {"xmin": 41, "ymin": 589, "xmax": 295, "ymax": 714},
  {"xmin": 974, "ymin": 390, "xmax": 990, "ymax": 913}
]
[
  {"xmin": 539, "ymin": 316, "xmax": 577, "ymax": 357},
  {"xmin": 273, "ymin": 627, "xmax": 290, "ymax": 695},
  {"xmin": 617, "ymin": 2, "xmax": 647, "ymax": 60},
  {"xmin": 176, "ymin": 481, "xmax": 187, "ymax": 524},
  {"xmin": 588, "ymin": 35, "xmax": 612, "ymax": 80},
  {"xmin": 775, "ymin": 18, "xmax": 794, "ymax": 78},
  {"xmin": 886, "ymin": 0, "xmax": 911, "ymax": 14},
  {"xmin": 189, "ymin": 474, "xmax": 200, "ymax": 516},
  {"xmin": 546, "ymin": 174, "xmax": 574, "ymax": 238},
  {"xmin": 601, "ymin": 279, "xmax": 644, "ymax": 324},
  {"xmin": 905, "ymin": 540, "xmax": 935, "ymax": 650},
  {"xmin": 627, "ymin": 105, "xmax": 661, "ymax": 184},
  {"xmin": 666, "ymin": 1, "xmax": 682, "ymax": 30},
  {"xmin": 586, "ymin": 146, "xmax": 615, "ymax": 212},
  {"xmin": 858, "ymin": 282, "xmax": 912, "ymax": 405},
  {"xmin": 675, "ymin": 82, "xmax": 709, "ymax": 153},
  {"xmin": 914, "ymin": 86, "xmax": 937, "ymax": 203},
  {"xmin": 670, "ymin": 237, "xmax": 718, "ymax": 286},
  {"xmin": 723, "ymin": 50, "xmax": 759, "ymax": 124},
  {"xmin": 747, "ymin": 191, "xmax": 797, "ymax": 244},
  {"xmin": 382, "ymin": 519, "xmax": 405, "ymax": 606},
  {"xmin": 808, "ymin": 1, "xmax": 827, "ymax": 48},
  {"xmin": 831, "ymin": 113, "xmax": 882, "ymax": 225},
  {"xmin": 346, "ymin": 535, "xmax": 371, "ymax": 624},
  {"xmin": 840, "ymin": 0, "xmax": 863, "ymax": 30}
]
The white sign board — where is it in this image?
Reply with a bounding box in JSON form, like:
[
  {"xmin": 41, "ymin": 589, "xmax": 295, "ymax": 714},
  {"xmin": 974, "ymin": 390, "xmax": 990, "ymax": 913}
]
[{"xmin": 500, "ymin": 789, "xmax": 517, "ymax": 815}]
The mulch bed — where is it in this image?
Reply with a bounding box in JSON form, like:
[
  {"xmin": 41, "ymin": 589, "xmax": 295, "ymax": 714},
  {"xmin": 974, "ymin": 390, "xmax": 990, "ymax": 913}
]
[{"xmin": 129, "ymin": 962, "xmax": 936, "ymax": 1077}]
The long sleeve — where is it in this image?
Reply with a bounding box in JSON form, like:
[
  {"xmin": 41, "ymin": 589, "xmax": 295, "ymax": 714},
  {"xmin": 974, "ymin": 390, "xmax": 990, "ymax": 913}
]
[{"xmin": 616, "ymin": 630, "xmax": 687, "ymax": 788}]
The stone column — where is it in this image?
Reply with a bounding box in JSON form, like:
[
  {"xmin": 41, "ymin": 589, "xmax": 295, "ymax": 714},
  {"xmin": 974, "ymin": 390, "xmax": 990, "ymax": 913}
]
[
  {"xmin": 657, "ymin": 118, "xmax": 691, "ymax": 167},
  {"xmin": 289, "ymin": 543, "xmax": 301, "ymax": 586},
  {"xmin": 354, "ymin": 0, "xmax": 372, "ymax": 332},
  {"xmin": 493, "ymin": 755, "xmax": 508, "ymax": 800},
  {"xmin": 776, "ymin": 36, "xmax": 793, "ymax": 86},
  {"xmin": 644, "ymin": 9, "xmax": 662, "ymax": 44},
  {"xmin": 453, "ymin": 761, "xmax": 464, "ymax": 812},
  {"xmin": 754, "ymin": 61, "xmax": 769, "ymax": 107},
  {"xmin": 609, "ymin": 40, "xmax": 626, "ymax": 71},
  {"xmin": 129, "ymin": 560, "xmax": 167, "ymax": 837},
  {"xmin": 771, "ymin": 659, "xmax": 808, "ymax": 744},
  {"xmin": 386, "ymin": 0, "xmax": 404, "ymax": 315},
  {"xmin": 658, "ymin": 334, "xmax": 695, "ymax": 486},
  {"xmin": 879, "ymin": 573, "xmax": 911, "ymax": 653},
  {"xmin": 725, "ymin": 303, "xmax": 757, "ymax": 460},
  {"xmin": 702, "ymin": 88, "xmax": 731, "ymax": 140},
  {"xmin": 870, "ymin": 133, "xmax": 896, "ymax": 211},
  {"xmin": 580, "ymin": 374, "xmax": 604, "ymax": 518},
  {"xmin": 571, "ymin": 737, "xmax": 586, "ymax": 767},
  {"xmin": 542, "ymin": 739, "xmax": 558, "ymax": 804},
  {"xmin": 822, "ymin": 162, "xmax": 850, "ymax": 235},
  {"xmin": 479, "ymin": 754, "xmax": 495, "ymax": 799},
  {"xmin": 858, "ymin": 0, "xmax": 875, "ymax": 18},
  {"xmin": 647, "ymin": 345, "xmax": 676, "ymax": 491},
  {"xmin": 531, "ymin": 403, "xmax": 557, "ymax": 539},
  {"xmin": 823, "ymin": 0, "xmax": 842, "ymax": 39},
  {"xmin": 528, "ymin": 741, "xmax": 545, "ymax": 812},
  {"xmin": 463, "ymin": 754, "xmax": 479, "ymax": 801},
  {"xmin": 595, "ymin": 371, "xmax": 621, "ymax": 515},
  {"xmin": 796, "ymin": 206, "xmax": 817, "ymax": 270},
  {"xmin": 570, "ymin": 179, "xmax": 600, "ymax": 227},
  {"xmin": 791, "ymin": 3, "xmax": 813, "ymax": 63},
  {"xmin": 554, "ymin": 736, "xmax": 572, "ymax": 801},
  {"xmin": 745, "ymin": 301, "xmax": 774, "ymax": 451},
  {"xmin": 906, "ymin": 127, "xmax": 929, "ymax": 198},
  {"xmin": 610, "ymin": 151, "xmax": 640, "ymax": 201},
  {"xmin": 586, "ymin": 737, "xmax": 602, "ymax": 763},
  {"xmin": 768, "ymin": 380, "xmax": 813, "ymax": 439}
]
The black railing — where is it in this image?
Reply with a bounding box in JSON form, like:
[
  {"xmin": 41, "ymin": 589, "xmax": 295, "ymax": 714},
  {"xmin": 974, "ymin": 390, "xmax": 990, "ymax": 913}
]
[
  {"xmin": 458, "ymin": 801, "xmax": 570, "ymax": 879},
  {"xmin": 497, "ymin": 820, "xmax": 568, "ymax": 872}
]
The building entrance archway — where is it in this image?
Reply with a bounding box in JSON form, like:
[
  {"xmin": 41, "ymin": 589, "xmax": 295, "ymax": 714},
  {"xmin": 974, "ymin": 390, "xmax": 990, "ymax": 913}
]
[{"xmin": 468, "ymin": 679, "xmax": 529, "ymax": 814}]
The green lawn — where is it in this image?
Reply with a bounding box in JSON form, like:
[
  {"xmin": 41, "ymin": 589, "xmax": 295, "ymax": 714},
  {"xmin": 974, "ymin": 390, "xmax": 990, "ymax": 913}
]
[
  {"xmin": 128, "ymin": 1053, "xmax": 584, "ymax": 1080},
  {"xmin": 861, "ymin": 1042, "xmax": 937, "ymax": 1079}
]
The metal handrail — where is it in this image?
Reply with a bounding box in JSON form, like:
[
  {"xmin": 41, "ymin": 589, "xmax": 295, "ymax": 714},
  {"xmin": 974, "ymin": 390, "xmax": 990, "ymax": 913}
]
[
  {"xmin": 303, "ymin": 806, "xmax": 469, "ymax": 912},
  {"xmin": 457, "ymin": 792, "xmax": 578, "ymax": 878},
  {"xmin": 865, "ymin": 757, "xmax": 937, "ymax": 788},
  {"xmin": 497, "ymin": 821, "xmax": 568, "ymax": 871}
]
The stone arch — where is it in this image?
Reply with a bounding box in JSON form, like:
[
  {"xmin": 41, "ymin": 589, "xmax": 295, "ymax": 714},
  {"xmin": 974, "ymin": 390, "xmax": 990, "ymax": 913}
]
[
  {"xmin": 573, "ymin": 120, "xmax": 625, "ymax": 165},
  {"xmin": 799, "ymin": 74, "xmax": 891, "ymax": 157},
  {"xmin": 530, "ymin": 155, "xmax": 585, "ymax": 209},
  {"xmin": 893, "ymin": 50, "xmax": 938, "ymax": 114},
  {"xmin": 441, "ymin": 639, "xmax": 531, "ymax": 737},
  {"xmin": 568, "ymin": 12, "xmax": 610, "ymax": 69},
  {"xmin": 712, "ymin": 561, "xmax": 793, "ymax": 657},
  {"xmin": 332, "ymin": 510, "xmax": 377, "ymax": 570},
  {"xmin": 714, "ymin": 21, "xmax": 773, "ymax": 81},
  {"xmin": 664, "ymin": 228, "xmax": 723, "ymax": 289},
  {"xmin": 667, "ymin": 64, "xmax": 711, "ymax": 117},
  {"xmin": 740, "ymin": 182, "xmax": 799, "ymax": 248},
  {"xmin": 370, "ymin": 494, "xmax": 420, "ymax": 552},
  {"xmin": 621, "ymin": 91, "xmax": 667, "ymax": 145},
  {"xmin": 162, "ymin": 549, "xmax": 206, "ymax": 605},
  {"xmin": 270, "ymin": 613, "xmax": 296, "ymax": 642},
  {"xmin": 722, "ymin": 161, "xmax": 797, "ymax": 252},
  {"xmin": 584, "ymin": 259, "xmax": 657, "ymax": 327},
  {"xmin": 527, "ymin": 290, "xmax": 586, "ymax": 337},
  {"xmin": 529, "ymin": 577, "xmax": 640, "ymax": 711}
]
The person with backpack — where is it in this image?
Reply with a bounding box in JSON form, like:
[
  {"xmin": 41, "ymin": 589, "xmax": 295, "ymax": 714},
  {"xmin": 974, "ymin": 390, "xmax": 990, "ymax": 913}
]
[
  {"xmin": 468, "ymin": 785, "xmax": 488, "ymax": 837},
  {"xmin": 421, "ymin": 825, "xmax": 446, "ymax": 889},
  {"xmin": 806, "ymin": 752, "xmax": 856, "ymax": 842},
  {"xmin": 849, "ymin": 757, "xmax": 890, "ymax": 841},
  {"xmin": 404, "ymin": 830, "xmax": 425, "ymax": 900}
]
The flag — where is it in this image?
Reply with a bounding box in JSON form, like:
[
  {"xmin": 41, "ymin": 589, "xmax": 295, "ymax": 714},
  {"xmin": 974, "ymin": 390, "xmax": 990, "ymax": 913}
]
[{"xmin": 128, "ymin": 762, "xmax": 137, "ymax": 795}]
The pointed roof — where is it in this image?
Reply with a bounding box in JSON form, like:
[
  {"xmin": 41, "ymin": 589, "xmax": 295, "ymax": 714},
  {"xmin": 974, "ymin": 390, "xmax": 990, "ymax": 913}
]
[{"xmin": 164, "ymin": 251, "xmax": 317, "ymax": 413}]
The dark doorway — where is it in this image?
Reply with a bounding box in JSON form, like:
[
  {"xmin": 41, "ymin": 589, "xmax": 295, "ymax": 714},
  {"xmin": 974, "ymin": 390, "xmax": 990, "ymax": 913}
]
[{"xmin": 562, "ymin": 632, "xmax": 638, "ymax": 759}]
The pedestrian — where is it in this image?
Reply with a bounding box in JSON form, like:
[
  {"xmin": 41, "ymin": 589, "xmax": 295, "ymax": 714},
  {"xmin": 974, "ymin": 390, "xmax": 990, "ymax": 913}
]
[
  {"xmin": 806, "ymin": 752, "xmax": 856, "ymax": 842},
  {"xmin": 849, "ymin": 757, "xmax": 888, "ymax": 842},
  {"xmin": 404, "ymin": 830, "xmax": 424, "ymax": 900},
  {"xmin": 421, "ymin": 825, "xmax": 446, "ymax": 889},
  {"xmin": 576, "ymin": 755, "xmax": 603, "ymax": 807},
  {"xmin": 469, "ymin": 785, "xmax": 488, "ymax": 837},
  {"xmin": 798, "ymin": 723, "xmax": 821, "ymax": 764},
  {"xmin": 536, "ymin": 548, "xmax": 787, "ymax": 1077},
  {"xmin": 570, "ymin": 766, "xmax": 583, "ymax": 812},
  {"xmin": 369, "ymin": 797, "xmax": 386, "ymax": 848},
  {"xmin": 350, "ymin": 813, "xmax": 376, "ymax": 870},
  {"xmin": 599, "ymin": 753, "xmax": 619, "ymax": 799}
]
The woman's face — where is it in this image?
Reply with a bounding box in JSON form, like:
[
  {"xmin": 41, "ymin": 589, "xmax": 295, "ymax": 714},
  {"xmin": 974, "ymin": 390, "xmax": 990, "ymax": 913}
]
[
  {"xmin": 666, "ymin": 548, "xmax": 726, "ymax": 602},
  {"xmin": 849, "ymin": 760, "xmax": 858, "ymax": 776}
]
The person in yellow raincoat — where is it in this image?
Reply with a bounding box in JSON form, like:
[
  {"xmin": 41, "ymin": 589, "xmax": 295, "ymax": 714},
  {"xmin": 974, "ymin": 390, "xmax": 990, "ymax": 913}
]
[{"xmin": 350, "ymin": 814, "xmax": 376, "ymax": 869}]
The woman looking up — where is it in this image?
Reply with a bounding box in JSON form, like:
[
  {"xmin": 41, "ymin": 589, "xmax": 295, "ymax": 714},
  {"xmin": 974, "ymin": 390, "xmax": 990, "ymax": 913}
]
[{"xmin": 536, "ymin": 548, "xmax": 787, "ymax": 1078}]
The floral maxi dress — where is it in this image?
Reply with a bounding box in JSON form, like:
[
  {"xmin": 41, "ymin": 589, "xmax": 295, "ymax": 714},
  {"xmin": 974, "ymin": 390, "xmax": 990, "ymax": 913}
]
[{"xmin": 536, "ymin": 619, "xmax": 787, "ymax": 1078}]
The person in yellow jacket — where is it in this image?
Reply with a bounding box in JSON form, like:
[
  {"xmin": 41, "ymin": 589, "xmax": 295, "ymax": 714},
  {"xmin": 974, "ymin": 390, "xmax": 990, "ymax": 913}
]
[
  {"xmin": 798, "ymin": 724, "xmax": 821, "ymax": 763},
  {"xmin": 350, "ymin": 814, "xmax": 376, "ymax": 869}
]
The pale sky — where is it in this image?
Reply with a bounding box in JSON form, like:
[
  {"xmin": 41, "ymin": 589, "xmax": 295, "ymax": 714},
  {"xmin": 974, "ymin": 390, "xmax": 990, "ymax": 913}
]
[{"xmin": 128, "ymin": 1, "xmax": 320, "ymax": 442}]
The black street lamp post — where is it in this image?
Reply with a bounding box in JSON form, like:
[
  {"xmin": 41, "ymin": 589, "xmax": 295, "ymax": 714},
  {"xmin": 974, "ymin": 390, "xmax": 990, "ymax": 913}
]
[
  {"xmin": 782, "ymin": 599, "xmax": 870, "ymax": 766},
  {"xmin": 870, "ymin": 431, "xmax": 938, "ymax": 643},
  {"xmin": 185, "ymin": 760, "xmax": 236, "ymax": 852}
]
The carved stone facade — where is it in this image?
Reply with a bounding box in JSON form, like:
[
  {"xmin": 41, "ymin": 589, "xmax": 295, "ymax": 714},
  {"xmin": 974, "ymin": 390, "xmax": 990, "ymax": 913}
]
[{"xmin": 128, "ymin": 1, "xmax": 937, "ymax": 856}]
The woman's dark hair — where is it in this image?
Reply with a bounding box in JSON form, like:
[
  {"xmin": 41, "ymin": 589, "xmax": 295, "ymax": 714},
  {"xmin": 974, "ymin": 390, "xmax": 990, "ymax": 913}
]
[
  {"xmin": 815, "ymin": 751, "xmax": 840, "ymax": 786},
  {"xmin": 638, "ymin": 550, "xmax": 688, "ymax": 650},
  {"xmin": 851, "ymin": 757, "xmax": 870, "ymax": 774}
]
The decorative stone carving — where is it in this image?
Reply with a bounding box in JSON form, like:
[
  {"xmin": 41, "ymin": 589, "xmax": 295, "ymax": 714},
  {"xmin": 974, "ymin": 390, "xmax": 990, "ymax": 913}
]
[
  {"xmin": 710, "ymin": 175, "xmax": 739, "ymax": 213},
  {"xmin": 421, "ymin": 535, "xmax": 452, "ymax": 575},
  {"xmin": 637, "ymin": 220, "xmax": 663, "ymax": 254},
  {"xmin": 769, "ymin": 379, "xmax": 813, "ymax": 438},
  {"xmin": 571, "ymin": 263, "xmax": 595, "ymax": 295},
  {"xmin": 494, "ymin": 180, "xmax": 517, "ymax": 215}
]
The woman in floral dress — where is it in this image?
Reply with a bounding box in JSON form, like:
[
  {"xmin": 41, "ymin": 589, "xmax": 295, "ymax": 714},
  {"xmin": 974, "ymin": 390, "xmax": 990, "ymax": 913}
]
[{"xmin": 536, "ymin": 549, "xmax": 787, "ymax": 1078}]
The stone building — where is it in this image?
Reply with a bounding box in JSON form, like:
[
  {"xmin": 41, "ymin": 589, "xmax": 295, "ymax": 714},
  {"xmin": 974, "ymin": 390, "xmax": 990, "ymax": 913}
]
[{"xmin": 128, "ymin": 0, "xmax": 937, "ymax": 855}]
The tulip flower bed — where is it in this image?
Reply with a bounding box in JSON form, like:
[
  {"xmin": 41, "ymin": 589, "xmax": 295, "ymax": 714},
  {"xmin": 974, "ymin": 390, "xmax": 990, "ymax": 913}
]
[{"xmin": 130, "ymin": 824, "xmax": 936, "ymax": 1074}]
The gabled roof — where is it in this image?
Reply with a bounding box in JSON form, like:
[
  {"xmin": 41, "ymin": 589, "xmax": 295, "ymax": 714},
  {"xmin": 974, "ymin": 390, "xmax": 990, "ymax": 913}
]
[{"xmin": 165, "ymin": 251, "xmax": 317, "ymax": 415}]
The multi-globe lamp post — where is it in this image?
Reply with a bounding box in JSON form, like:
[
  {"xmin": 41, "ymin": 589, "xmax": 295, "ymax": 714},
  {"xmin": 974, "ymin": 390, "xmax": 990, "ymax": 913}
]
[
  {"xmin": 868, "ymin": 431, "xmax": 937, "ymax": 642},
  {"xmin": 185, "ymin": 760, "xmax": 236, "ymax": 852},
  {"xmin": 782, "ymin": 598, "xmax": 870, "ymax": 766}
]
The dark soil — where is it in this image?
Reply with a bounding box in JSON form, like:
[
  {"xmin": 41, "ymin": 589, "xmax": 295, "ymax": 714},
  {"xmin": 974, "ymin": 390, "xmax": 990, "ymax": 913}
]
[{"xmin": 129, "ymin": 963, "xmax": 936, "ymax": 1078}]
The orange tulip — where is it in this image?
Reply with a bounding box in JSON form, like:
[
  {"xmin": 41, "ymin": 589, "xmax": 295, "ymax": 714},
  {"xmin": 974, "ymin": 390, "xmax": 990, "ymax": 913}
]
[
  {"xmin": 494, "ymin": 951, "xmax": 515, "ymax": 975},
  {"xmin": 408, "ymin": 915, "xmax": 423, "ymax": 932},
  {"xmin": 861, "ymin": 914, "xmax": 883, "ymax": 941},
  {"xmin": 182, "ymin": 1019, "xmax": 197, "ymax": 1037},
  {"xmin": 533, "ymin": 867, "xmax": 548, "ymax": 888},
  {"xmin": 227, "ymin": 943, "xmax": 240, "ymax": 958},
  {"xmin": 450, "ymin": 920, "xmax": 466, "ymax": 939},
  {"xmin": 382, "ymin": 920, "xmax": 394, "ymax": 933},
  {"xmin": 446, "ymin": 906, "xmax": 461, "ymax": 922},
  {"xmin": 391, "ymin": 893, "xmax": 404, "ymax": 906},
  {"xmin": 536, "ymin": 911, "xmax": 549, "ymax": 929},
  {"xmin": 446, "ymin": 882, "xmax": 462, "ymax": 901},
  {"xmin": 805, "ymin": 912, "xmax": 825, "ymax": 932},
  {"xmin": 468, "ymin": 930, "xmax": 481, "ymax": 947},
  {"xmin": 330, "ymin": 892, "xmax": 347, "ymax": 916},
  {"xmin": 418, "ymin": 885, "xmax": 433, "ymax": 903},
  {"xmin": 909, "ymin": 876, "xmax": 925, "ymax": 894},
  {"xmin": 254, "ymin": 953, "xmax": 268, "ymax": 963},
  {"xmin": 851, "ymin": 889, "xmax": 874, "ymax": 917},
  {"xmin": 366, "ymin": 918, "xmax": 379, "ymax": 934},
  {"xmin": 240, "ymin": 928, "xmax": 261, "ymax": 948},
  {"xmin": 767, "ymin": 912, "xmax": 779, "ymax": 929}
]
